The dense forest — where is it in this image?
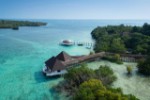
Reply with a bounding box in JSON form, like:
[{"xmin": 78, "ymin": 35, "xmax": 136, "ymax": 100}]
[
  {"xmin": 91, "ymin": 23, "xmax": 150, "ymax": 54},
  {"xmin": 138, "ymin": 56, "xmax": 150, "ymax": 76},
  {"xmin": 91, "ymin": 23, "xmax": 150, "ymax": 76},
  {"xmin": 0, "ymin": 20, "xmax": 47, "ymax": 29}
]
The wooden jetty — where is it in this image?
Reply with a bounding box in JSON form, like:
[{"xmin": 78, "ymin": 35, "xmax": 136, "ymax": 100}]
[
  {"xmin": 43, "ymin": 51, "xmax": 146, "ymax": 76},
  {"xmin": 105, "ymin": 52, "xmax": 146, "ymax": 62},
  {"xmin": 59, "ymin": 40, "xmax": 94, "ymax": 48}
]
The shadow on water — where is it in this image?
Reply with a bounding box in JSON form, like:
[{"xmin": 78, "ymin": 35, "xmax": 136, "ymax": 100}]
[
  {"xmin": 49, "ymin": 88, "xmax": 62, "ymax": 100},
  {"xmin": 34, "ymin": 71, "xmax": 61, "ymax": 83}
]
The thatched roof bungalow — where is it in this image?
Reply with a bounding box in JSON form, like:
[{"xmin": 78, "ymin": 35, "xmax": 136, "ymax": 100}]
[
  {"xmin": 43, "ymin": 51, "xmax": 106, "ymax": 76},
  {"xmin": 43, "ymin": 51, "xmax": 76, "ymax": 76}
]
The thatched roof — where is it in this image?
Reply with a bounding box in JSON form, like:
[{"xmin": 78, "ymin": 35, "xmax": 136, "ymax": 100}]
[
  {"xmin": 45, "ymin": 56, "xmax": 55, "ymax": 67},
  {"xmin": 45, "ymin": 51, "xmax": 72, "ymax": 72},
  {"xmin": 56, "ymin": 51, "xmax": 72, "ymax": 61},
  {"xmin": 45, "ymin": 56, "xmax": 65, "ymax": 72}
]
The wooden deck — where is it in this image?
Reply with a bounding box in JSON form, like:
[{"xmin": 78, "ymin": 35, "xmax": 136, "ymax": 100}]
[
  {"xmin": 106, "ymin": 52, "xmax": 146, "ymax": 58},
  {"xmin": 105, "ymin": 52, "xmax": 146, "ymax": 62},
  {"xmin": 62, "ymin": 52, "xmax": 146, "ymax": 68},
  {"xmin": 69, "ymin": 52, "xmax": 146, "ymax": 66},
  {"xmin": 43, "ymin": 52, "xmax": 147, "ymax": 76}
]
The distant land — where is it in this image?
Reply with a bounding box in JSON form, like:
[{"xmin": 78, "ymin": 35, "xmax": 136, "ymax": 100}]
[{"xmin": 0, "ymin": 20, "xmax": 47, "ymax": 30}]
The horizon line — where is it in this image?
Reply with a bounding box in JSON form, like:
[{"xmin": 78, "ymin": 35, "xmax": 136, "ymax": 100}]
[{"xmin": 1, "ymin": 18, "xmax": 150, "ymax": 20}]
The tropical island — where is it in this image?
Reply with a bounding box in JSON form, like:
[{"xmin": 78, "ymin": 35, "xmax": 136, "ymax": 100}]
[
  {"xmin": 0, "ymin": 20, "xmax": 47, "ymax": 30},
  {"xmin": 91, "ymin": 23, "xmax": 150, "ymax": 54},
  {"xmin": 91, "ymin": 23, "xmax": 150, "ymax": 75},
  {"xmin": 47, "ymin": 23, "xmax": 150, "ymax": 100}
]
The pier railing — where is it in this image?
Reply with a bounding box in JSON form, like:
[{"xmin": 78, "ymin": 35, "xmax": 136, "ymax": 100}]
[
  {"xmin": 59, "ymin": 41, "xmax": 94, "ymax": 46},
  {"xmin": 68, "ymin": 52, "xmax": 146, "ymax": 66},
  {"xmin": 61, "ymin": 52, "xmax": 146, "ymax": 69},
  {"xmin": 44, "ymin": 52, "xmax": 147, "ymax": 76},
  {"xmin": 105, "ymin": 52, "xmax": 146, "ymax": 62}
]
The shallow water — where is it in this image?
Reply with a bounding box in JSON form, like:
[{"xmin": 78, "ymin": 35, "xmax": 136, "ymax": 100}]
[
  {"xmin": 88, "ymin": 60, "xmax": 150, "ymax": 100},
  {"xmin": 0, "ymin": 20, "xmax": 150, "ymax": 100}
]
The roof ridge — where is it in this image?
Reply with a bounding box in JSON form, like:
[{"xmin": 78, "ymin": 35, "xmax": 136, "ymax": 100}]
[{"xmin": 56, "ymin": 51, "xmax": 71, "ymax": 61}]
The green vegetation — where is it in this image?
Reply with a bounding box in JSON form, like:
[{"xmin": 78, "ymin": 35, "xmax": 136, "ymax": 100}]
[
  {"xmin": 55, "ymin": 65, "xmax": 116, "ymax": 96},
  {"xmin": 91, "ymin": 23, "xmax": 150, "ymax": 76},
  {"xmin": 89, "ymin": 51, "xmax": 95, "ymax": 55},
  {"xmin": 74, "ymin": 79, "xmax": 139, "ymax": 100},
  {"xmin": 91, "ymin": 23, "xmax": 150, "ymax": 54},
  {"xmin": 103, "ymin": 54, "xmax": 123, "ymax": 64},
  {"xmin": 63, "ymin": 65, "xmax": 116, "ymax": 88},
  {"xmin": 95, "ymin": 65, "xmax": 117, "ymax": 85},
  {"xmin": 126, "ymin": 65, "xmax": 133, "ymax": 75},
  {"xmin": 138, "ymin": 56, "xmax": 150, "ymax": 76},
  {"xmin": 55, "ymin": 64, "xmax": 138, "ymax": 100},
  {"xmin": 0, "ymin": 20, "xmax": 47, "ymax": 30},
  {"xmin": 64, "ymin": 64, "xmax": 95, "ymax": 87}
]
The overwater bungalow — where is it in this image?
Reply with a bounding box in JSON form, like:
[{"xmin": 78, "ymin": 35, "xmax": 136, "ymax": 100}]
[
  {"xmin": 43, "ymin": 51, "xmax": 106, "ymax": 77},
  {"xmin": 43, "ymin": 51, "xmax": 77, "ymax": 76},
  {"xmin": 43, "ymin": 51, "xmax": 146, "ymax": 77}
]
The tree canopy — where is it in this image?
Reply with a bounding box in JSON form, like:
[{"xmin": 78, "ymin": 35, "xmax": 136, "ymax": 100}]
[
  {"xmin": 74, "ymin": 79, "xmax": 139, "ymax": 100},
  {"xmin": 55, "ymin": 64, "xmax": 139, "ymax": 100},
  {"xmin": 91, "ymin": 23, "xmax": 150, "ymax": 54},
  {"xmin": 0, "ymin": 20, "xmax": 47, "ymax": 29},
  {"xmin": 138, "ymin": 56, "xmax": 150, "ymax": 76}
]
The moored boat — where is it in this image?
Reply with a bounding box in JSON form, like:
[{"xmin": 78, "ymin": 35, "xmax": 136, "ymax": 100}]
[
  {"xmin": 77, "ymin": 43, "xmax": 84, "ymax": 46},
  {"xmin": 60, "ymin": 39, "xmax": 74, "ymax": 46}
]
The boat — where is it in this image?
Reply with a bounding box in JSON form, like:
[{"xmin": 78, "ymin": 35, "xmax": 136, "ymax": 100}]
[
  {"xmin": 12, "ymin": 27, "xmax": 19, "ymax": 30},
  {"xmin": 77, "ymin": 43, "xmax": 84, "ymax": 46},
  {"xmin": 60, "ymin": 40, "xmax": 74, "ymax": 46}
]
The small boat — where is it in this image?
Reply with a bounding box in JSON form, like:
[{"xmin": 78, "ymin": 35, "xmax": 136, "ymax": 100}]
[
  {"xmin": 12, "ymin": 27, "xmax": 19, "ymax": 30},
  {"xmin": 77, "ymin": 43, "xmax": 84, "ymax": 46},
  {"xmin": 60, "ymin": 40, "xmax": 74, "ymax": 46}
]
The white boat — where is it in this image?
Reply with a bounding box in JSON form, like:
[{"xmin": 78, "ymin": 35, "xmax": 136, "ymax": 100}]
[{"xmin": 60, "ymin": 40, "xmax": 74, "ymax": 46}]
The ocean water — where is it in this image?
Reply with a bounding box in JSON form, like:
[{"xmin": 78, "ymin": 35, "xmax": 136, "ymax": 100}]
[{"xmin": 0, "ymin": 20, "xmax": 150, "ymax": 100}]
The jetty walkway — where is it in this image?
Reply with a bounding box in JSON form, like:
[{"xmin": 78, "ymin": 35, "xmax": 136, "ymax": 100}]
[
  {"xmin": 43, "ymin": 51, "xmax": 146, "ymax": 76},
  {"xmin": 55, "ymin": 52, "xmax": 146, "ymax": 68}
]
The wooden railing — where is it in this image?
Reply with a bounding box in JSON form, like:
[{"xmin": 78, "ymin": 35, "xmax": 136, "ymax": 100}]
[{"xmin": 63, "ymin": 52, "xmax": 146, "ymax": 67}]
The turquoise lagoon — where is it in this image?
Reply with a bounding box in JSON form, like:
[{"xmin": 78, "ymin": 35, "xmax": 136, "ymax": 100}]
[{"xmin": 0, "ymin": 20, "xmax": 150, "ymax": 100}]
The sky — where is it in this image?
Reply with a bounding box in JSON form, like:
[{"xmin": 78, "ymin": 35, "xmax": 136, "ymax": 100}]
[{"xmin": 0, "ymin": 0, "xmax": 150, "ymax": 19}]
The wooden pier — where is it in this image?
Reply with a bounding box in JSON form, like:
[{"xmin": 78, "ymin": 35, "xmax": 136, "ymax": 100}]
[
  {"xmin": 105, "ymin": 52, "xmax": 146, "ymax": 62},
  {"xmin": 62, "ymin": 52, "xmax": 146, "ymax": 68},
  {"xmin": 74, "ymin": 41, "xmax": 94, "ymax": 46},
  {"xmin": 59, "ymin": 41, "xmax": 94, "ymax": 47},
  {"xmin": 43, "ymin": 51, "xmax": 147, "ymax": 76}
]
